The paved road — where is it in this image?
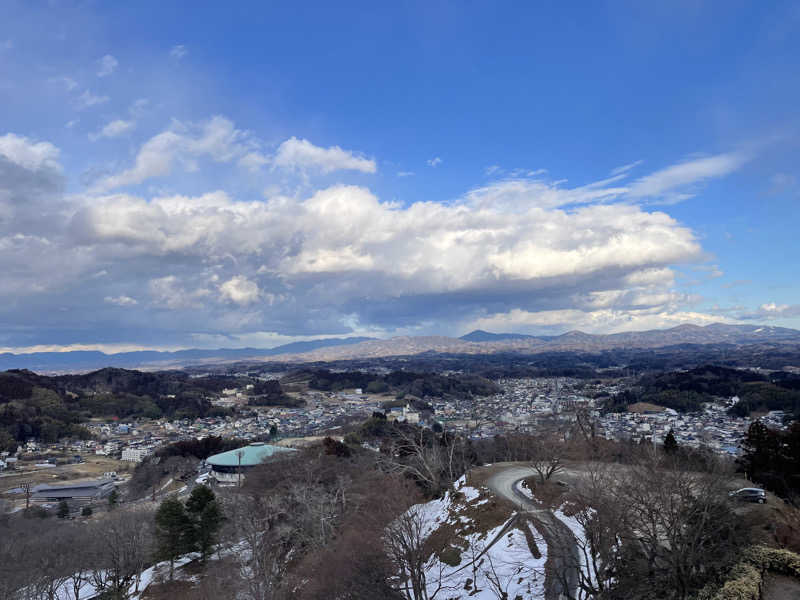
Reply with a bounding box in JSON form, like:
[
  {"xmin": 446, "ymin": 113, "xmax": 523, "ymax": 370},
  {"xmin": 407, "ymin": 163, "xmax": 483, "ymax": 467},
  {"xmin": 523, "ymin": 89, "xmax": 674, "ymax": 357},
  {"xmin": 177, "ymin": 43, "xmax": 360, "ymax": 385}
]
[{"xmin": 486, "ymin": 466, "xmax": 580, "ymax": 600}]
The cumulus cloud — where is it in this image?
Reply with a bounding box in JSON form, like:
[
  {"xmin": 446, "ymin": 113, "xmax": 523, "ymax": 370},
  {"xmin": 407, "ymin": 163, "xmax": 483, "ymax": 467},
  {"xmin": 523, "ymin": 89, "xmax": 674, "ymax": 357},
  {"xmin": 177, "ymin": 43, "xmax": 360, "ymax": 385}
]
[
  {"xmin": 466, "ymin": 307, "xmax": 735, "ymax": 335},
  {"xmin": 238, "ymin": 151, "xmax": 270, "ymax": 172},
  {"xmin": 65, "ymin": 180, "xmax": 703, "ymax": 339},
  {"xmin": 737, "ymin": 302, "xmax": 800, "ymax": 320},
  {"xmin": 96, "ymin": 54, "xmax": 118, "ymax": 77},
  {"xmin": 148, "ymin": 275, "xmax": 210, "ymax": 310},
  {"xmin": 0, "ymin": 133, "xmax": 61, "ymax": 172},
  {"xmin": 273, "ymin": 137, "xmax": 376, "ymax": 174},
  {"xmin": 92, "ymin": 116, "xmax": 251, "ymax": 191},
  {"xmin": 0, "ymin": 124, "xmax": 765, "ymax": 349},
  {"xmin": 89, "ymin": 119, "xmax": 135, "ymax": 141},
  {"xmin": 427, "ymin": 156, "xmax": 442, "ymax": 167},
  {"xmin": 220, "ymin": 276, "xmax": 261, "ymax": 305}
]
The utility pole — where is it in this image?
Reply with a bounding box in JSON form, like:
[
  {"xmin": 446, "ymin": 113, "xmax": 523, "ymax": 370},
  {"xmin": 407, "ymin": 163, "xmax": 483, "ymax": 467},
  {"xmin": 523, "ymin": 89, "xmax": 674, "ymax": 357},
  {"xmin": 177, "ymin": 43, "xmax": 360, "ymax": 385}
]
[
  {"xmin": 20, "ymin": 481, "xmax": 32, "ymax": 509},
  {"xmin": 236, "ymin": 449, "xmax": 244, "ymax": 488}
]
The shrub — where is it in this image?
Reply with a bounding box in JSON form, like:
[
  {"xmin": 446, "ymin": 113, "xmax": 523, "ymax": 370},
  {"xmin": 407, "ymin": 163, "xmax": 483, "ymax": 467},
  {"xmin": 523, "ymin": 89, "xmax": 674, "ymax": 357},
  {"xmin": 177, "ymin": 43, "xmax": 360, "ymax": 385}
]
[
  {"xmin": 745, "ymin": 545, "xmax": 800, "ymax": 579},
  {"xmin": 693, "ymin": 546, "xmax": 800, "ymax": 600}
]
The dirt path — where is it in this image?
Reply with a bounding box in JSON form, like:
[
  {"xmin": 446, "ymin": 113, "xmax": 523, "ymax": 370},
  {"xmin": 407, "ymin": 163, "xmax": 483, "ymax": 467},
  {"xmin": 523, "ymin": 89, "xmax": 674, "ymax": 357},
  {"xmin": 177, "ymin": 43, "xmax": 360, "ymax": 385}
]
[
  {"xmin": 762, "ymin": 573, "xmax": 800, "ymax": 600},
  {"xmin": 485, "ymin": 465, "xmax": 580, "ymax": 600}
]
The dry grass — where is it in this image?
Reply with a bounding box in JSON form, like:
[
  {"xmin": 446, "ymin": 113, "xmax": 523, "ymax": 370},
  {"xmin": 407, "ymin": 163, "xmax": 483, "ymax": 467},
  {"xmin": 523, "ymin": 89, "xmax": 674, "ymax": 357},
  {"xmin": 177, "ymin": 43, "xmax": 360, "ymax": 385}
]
[{"xmin": 627, "ymin": 402, "xmax": 667, "ymax": 413}]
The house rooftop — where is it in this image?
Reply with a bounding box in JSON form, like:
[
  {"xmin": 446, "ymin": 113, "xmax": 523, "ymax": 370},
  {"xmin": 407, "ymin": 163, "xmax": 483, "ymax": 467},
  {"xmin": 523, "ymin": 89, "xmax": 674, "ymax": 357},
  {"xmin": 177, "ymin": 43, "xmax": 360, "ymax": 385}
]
[{"xmin": 206, "ymin": 442, "xmax": 296, "ymax": 468}]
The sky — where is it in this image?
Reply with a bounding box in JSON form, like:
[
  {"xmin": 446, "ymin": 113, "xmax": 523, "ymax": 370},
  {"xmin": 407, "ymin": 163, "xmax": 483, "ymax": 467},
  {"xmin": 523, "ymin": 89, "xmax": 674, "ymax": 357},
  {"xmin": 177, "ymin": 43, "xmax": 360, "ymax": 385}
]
[{"xmin": 0, "ymin": 0, "xmax": 799, "ymax": 353}]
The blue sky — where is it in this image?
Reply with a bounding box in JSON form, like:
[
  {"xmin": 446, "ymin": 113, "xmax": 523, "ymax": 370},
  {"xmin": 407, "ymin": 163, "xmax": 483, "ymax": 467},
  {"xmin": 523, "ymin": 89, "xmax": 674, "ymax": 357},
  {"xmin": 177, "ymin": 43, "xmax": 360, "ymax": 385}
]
[{"xmin": 0, "ymin": 0, "xmax": 798, "ymax": 352}]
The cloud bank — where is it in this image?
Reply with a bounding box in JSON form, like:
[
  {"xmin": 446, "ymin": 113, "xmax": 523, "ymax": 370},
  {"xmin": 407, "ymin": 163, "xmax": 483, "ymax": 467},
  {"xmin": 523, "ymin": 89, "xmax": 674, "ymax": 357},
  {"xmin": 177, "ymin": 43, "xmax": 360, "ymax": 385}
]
[{"xmin": 0, "ymin": 122, "xmax": 745, "ymax": 349}]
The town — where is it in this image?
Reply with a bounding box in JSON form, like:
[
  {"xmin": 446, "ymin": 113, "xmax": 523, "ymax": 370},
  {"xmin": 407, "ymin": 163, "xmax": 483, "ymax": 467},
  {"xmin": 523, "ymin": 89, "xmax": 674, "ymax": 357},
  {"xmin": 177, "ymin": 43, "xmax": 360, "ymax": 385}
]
[{"xmin": 1, "ymin": 372, "xmax": 780, "ymax": 491}]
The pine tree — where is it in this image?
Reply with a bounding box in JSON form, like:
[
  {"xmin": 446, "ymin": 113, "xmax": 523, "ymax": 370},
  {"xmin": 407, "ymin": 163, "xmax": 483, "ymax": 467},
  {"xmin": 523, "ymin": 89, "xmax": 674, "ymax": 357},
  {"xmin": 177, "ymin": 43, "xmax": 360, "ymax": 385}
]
[
  {"xmin": 57, "ymin": 500, "xmax": 69, "ymax": 519},
  {"xmin": 664, "ymin": 429, "xmax": 678, "ymax": 454},
  {"xmin": 186, "ymin": 485, "xmax": 223, "ymax": 563},
  {"xmin": 108, "ymin": 488, "xmax": 119, "ymax": 509},
  {"xmin": 155, "ymin": 497, "xmax": 194, "ymax": 579}
]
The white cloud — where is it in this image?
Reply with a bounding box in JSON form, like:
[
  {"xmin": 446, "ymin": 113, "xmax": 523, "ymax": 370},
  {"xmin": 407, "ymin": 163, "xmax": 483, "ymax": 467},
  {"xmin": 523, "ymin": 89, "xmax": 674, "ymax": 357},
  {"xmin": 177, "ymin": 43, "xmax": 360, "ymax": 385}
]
[
  {"xmin": 129, "ymin": 98, "xmax": 150, "ymax": 117},
  {"xmin": 610, "ymin": 159, "xmax": 644, "ymax": 176},
  {"xmin": 219, "ymin": 276, "xmax": 261, "ymax": 305},
  {"xmin": 0, "ymin": 124, "xmax": 758, "ymax": 347},
  {"xmin": 738, "ymin": 302, "xmax": 800, "ymax": 320},
  {"xmin": 104, "ymin": 295, "xmax": 137, "ymax": 306},
  {"xmin": 92, "ymin": 116, "xmax": 251, "ymax": 191},
  {"xmin": 49, "ymin": 76, "xmax": 78, "ymax": 91},
  {"xmin": 89, "ymin": 119, "xmax": 135, "ymax": 141},
  {"xmin": 627, "ymin": 152, "xmax": 749, "ymax": 201},
  {"xmin": 170, "ymin": 44, "xmax": 188, "ymax": 59},
  {"xmin": 96, "ymin": 54, "xmax": 118, "ymax": 77},
  {"xmin": 397, "ymin": 171, "xmax": 415, "ymax": 177},
  {"xmin": 427, "ymin": 156, "xmax": 442, "ymax": 167},
  {"xmin": 148, "ymin": 275, "xmax": 210, "ymax": 309},
  {"xmin": 0, "ymin": 133, "xmax": 61, "ymax": 171},
  {"xmin": 73, "ymin": 182, "xmax": 701, "ymax": 314},
  {"xmin": 76, "ymin": 89, "xmax": 110, "ymax": 110},
  {"xmin": 273, "ymin": 137, "xmax": 376, "ymax": 174},
  {"xmin": 239, "ymin": 151, "xmax": 270, "ymax": 172},
  {"xmin": 466, "ymin": 307, "xmax": 735, "ymax": 335},
  {"xmin": 465, "ymin": 178, "xmax": 627, "ymax": 210}
]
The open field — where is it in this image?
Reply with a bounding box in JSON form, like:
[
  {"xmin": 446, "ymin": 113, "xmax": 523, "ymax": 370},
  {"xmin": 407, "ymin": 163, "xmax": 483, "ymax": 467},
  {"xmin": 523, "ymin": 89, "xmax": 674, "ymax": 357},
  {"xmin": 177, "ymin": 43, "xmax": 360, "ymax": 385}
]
[
  {"xmin": 0, "ymin": 455, "xmax": 129, "ymax": 509},
  {"xmin": 627, "ymin": 401, "xmax": 667, "ymax": 413}
]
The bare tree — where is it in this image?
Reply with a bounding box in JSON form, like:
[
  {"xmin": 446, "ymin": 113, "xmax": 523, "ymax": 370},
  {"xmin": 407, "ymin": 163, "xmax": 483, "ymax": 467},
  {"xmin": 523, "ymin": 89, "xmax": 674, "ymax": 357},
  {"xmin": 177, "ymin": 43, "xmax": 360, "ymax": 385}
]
[
  {"xmin": 611, "ymin": 455, "xmax": 744, "ymax": 600},
  {"xmin": 88, "ymin": 508, "xmax": 154, "ymax": 599},
  {"xmin": 29, "ymin": 527, "xmax": 74, "ymax": 600},
  {"xmin": 528, "ymin": 432, "xmax": 564, "ymax": 484},
  {"xmin": 558, "ymin": 461, "xmax": 627, "ymax": 599},
  {"xmin": 384, "ymin": 504, "xmax": 444, "ymax": 600},
  {"xmin": 381, "ymin": 428, "xmax": 452, "ymax": 495},
  {"xmin": 223, "ymin": 491, "xmax": 295, "ymax": 600}
]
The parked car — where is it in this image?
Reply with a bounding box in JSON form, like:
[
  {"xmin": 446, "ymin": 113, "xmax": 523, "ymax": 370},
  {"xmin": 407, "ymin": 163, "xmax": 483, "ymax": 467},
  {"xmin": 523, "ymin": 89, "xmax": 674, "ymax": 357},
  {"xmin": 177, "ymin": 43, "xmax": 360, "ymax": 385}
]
[{"xmin": 728, "ymin": 488, "xmax": 767, "ymax": 503}]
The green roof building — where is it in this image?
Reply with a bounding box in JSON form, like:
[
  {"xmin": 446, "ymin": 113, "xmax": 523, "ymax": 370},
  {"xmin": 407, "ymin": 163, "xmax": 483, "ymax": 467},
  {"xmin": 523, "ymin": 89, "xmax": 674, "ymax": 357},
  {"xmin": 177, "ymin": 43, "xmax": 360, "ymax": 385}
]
[{"xmin": 206, "ymin": 442, "xmax": 296, "ymax": 485}]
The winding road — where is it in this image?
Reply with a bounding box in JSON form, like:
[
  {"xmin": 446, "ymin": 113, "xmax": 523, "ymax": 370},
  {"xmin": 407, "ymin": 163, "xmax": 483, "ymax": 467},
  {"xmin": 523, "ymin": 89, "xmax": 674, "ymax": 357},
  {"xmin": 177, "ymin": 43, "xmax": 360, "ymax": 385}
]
[{"xmin": 485, "ymin": 466, "xmax": 581, "ymax": 600}]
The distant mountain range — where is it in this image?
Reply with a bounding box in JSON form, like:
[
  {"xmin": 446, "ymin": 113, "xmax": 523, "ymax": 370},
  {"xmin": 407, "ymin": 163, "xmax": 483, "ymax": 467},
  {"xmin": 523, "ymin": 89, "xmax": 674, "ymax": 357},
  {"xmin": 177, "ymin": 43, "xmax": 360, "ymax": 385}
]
[
  {"xmin": 266, "ymin": 323, "xmax": 800, "ymax": 363},
  {"xmin": 459, "ymin": 330, "xmax": 539, "ymax": 342},
  {"xmin": 0, "ymin": 337, "xmax": 374, "ymax": 373},
  {"xmin": 3, "ymin": 323, "xmax": 800, "ymax": 373}
]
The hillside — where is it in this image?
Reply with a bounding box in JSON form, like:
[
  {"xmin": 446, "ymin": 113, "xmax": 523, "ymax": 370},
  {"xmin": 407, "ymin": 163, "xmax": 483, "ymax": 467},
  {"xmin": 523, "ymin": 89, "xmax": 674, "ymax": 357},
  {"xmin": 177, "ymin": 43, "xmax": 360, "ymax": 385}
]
[{"xmin": 0, "ymin": 367, "xmax": 296, "ymax": 451}]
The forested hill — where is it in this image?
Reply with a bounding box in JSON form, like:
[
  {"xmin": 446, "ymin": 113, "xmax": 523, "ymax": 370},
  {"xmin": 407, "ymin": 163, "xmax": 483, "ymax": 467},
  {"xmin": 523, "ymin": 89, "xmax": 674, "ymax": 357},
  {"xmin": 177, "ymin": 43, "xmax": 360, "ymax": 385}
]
[
  {"xmin": 286, "ymin": 368, "xmax": 501, "ymax": 398},
  {"xmin": 605, "ymin": 365, "xmax": 800, "ymax": 416},
  {"xmin": 0, "ymin": 367, "xmax": 288, "ymax": 451}
]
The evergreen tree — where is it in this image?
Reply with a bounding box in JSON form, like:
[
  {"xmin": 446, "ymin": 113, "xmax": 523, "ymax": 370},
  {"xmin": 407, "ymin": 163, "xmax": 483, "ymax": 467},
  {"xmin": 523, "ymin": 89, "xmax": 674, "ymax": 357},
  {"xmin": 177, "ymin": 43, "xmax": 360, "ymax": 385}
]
[
  {"xmin": 739, "ymin": 420, "xmax": 779, "ymax": 481},
  {"xmin": 664, "ymin": 429, "xmax": 678, "ymax": 454},
  {"xmin": 57, "ymin": 500, "xmax": 69, "ymax": 519},
  {"xmin": 108, "ymin": 488, "xmax": 119, "ymax": 509},
  {"xmin": 186, "ymin": 485, "xmax": 223, "ymax": 563},
  {"xmin": 155, "ymin": 497, "xmax": 194, "ymax": 579},
  {"xmin": 185, "ymin": 485, "xmax": 215, "ymax": 514}
]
